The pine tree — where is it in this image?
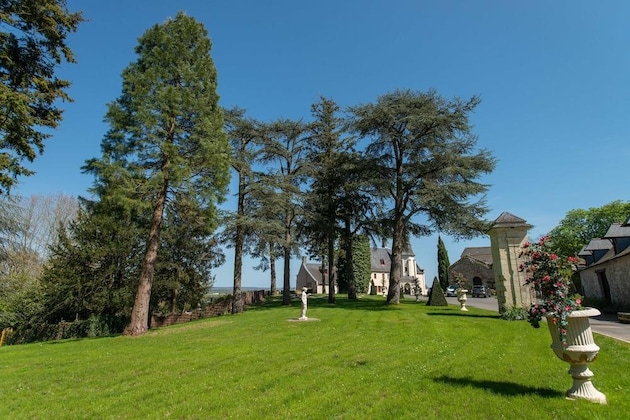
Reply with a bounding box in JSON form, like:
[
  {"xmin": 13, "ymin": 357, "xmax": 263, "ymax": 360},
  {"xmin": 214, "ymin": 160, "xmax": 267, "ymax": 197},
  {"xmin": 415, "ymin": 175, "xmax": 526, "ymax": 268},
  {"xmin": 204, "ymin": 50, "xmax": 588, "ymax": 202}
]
[
  {"xmin": 83, "ymin": 12, "xmax": 229, "ymax": 335},
  {"xmin": 258, "ymin": 119, "xmax": 308, "ymax": 305},
  {"xmin": 223, "ymin": 108, "xmax": 264, "ymax": 313},
  {"xmin": 0, "ymin": 0, "xmax": 83, "ymax": 193}
]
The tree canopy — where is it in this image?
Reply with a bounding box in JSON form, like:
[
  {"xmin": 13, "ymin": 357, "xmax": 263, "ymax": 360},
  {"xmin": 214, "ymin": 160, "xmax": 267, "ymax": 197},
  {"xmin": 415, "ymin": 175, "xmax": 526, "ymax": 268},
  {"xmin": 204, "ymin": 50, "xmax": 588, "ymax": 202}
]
[
  {"xmin": 349, "ymin": 89, "xmax": 496, "ymax": 304},
  {"xmin": 83, "ymin": 12, "xmax": 229, "ymax": 335},
  {"xmin": 0, "ymin": 0, "xmax": 83, "ymax": 194}
]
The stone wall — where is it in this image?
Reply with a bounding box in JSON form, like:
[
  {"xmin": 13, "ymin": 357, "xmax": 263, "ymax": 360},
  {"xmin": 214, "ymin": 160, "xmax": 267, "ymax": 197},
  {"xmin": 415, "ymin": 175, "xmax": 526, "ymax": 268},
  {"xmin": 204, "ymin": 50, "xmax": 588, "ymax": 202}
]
[
  {"xmin": 580, "ymin": 257, "xmax": 630, "ymax": 310},
  {"xmin": 150, "ymin": 290, "xmax": 268, "ymax": 328},
  {"xmin": 448, "ymin": 257, "xmax": 494, "ymax": 290}
]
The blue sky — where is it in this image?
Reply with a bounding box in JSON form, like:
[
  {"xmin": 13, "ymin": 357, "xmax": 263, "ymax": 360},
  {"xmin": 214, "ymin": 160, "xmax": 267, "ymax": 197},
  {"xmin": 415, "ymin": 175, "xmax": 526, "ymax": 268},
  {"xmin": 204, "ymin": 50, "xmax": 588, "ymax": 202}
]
[{"xmin": 15, "ymin": 0, "xmax": 630, "ymax": 288}]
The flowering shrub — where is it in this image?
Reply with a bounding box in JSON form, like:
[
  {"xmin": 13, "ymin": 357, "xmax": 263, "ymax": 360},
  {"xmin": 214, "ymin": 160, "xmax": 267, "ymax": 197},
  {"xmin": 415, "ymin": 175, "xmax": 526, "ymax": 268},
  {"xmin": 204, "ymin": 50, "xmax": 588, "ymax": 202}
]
[{"xmin": 519, "ymin": 236, "xmax": 582, "ymax": 346}]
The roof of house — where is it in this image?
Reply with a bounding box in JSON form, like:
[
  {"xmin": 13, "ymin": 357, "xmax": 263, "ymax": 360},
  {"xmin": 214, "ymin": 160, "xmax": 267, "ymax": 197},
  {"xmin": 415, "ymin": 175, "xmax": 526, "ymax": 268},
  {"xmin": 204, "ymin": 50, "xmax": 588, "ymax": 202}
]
[
  {"xmin": 604, "ymin": 223, "xmax": 630, "ymax": 239},
  {"xmin": 582, "ymin": 241, "xmax": 630, "ymax": 268},
  {"xmin": 301, "ymin": 262, "xmax": 326, "ymax": 283},
  {"xmin": 460, "ymin": 247, "xmax": 493, "ymax": 265},
  {"xmin": 584, "ymin": 238, "xmax": 613, "ymax": 251},
  {"xmin": 577, "ymin": 245, "xmax": 592, "ymax": 257},
  {"xmin": 370, "ymin": 247, "xmax": 391, "ymax": 272},
  {"xmin": 575, "ymin": 217, "xmax": 630, "ymax": 270}
]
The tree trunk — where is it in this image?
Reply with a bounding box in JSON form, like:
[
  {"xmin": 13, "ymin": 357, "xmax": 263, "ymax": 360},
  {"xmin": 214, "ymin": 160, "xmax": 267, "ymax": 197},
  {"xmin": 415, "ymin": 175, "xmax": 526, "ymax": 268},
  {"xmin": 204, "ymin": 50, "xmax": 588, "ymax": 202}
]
[
  {"xmin": 327, "ymin": 236, "xmax": 335, "ymax": 304},
  {"xmin": 170, "ymin": 287, "xmax": 177, "ymax": 313},
  {"xmin": 269, "ymin": 244, "xmax": 277, "ymax": 294},
  {"xmin": 282, "ymin": 244, "xmax": 291, "ymax": 305},
  {"xmin": 282, "ymin": 217, "xmax": 292, "ymax": 305},
  {"xmin": 387, "ymin": 213, "xmax": 404, "ymax": 304},
  {"xmin": 321, "ymin": 256, "xmax": 327, "ymax": 295},
  {"xmin": 345, "ymin": 226, "xmax": 357, "ymax": 300},
  {"xmin": 125, "ymin": 178, "xmax": 168, "ymax": 335},
  {"xmin": 232, "ymin": 172, "xmax": 246, "ymax": 314}
]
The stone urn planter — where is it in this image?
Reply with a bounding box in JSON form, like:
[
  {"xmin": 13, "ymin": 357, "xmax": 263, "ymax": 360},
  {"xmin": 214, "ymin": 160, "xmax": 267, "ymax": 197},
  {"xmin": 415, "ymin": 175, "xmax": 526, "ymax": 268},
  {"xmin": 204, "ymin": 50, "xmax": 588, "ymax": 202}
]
[
  {"xmin": 546, "ymin": 308, "xmax": 607, "ymax": 404},
  {"xmin": 457, "ymin": 289, "xmax": 468, "ymax": 311}
]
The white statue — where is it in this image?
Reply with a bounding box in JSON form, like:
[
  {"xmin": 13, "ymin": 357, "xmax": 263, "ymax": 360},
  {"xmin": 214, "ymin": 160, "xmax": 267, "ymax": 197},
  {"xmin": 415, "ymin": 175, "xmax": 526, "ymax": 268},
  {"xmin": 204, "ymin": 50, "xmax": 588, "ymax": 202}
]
[{"xmin": 299, "ymin": 287, "xmax": 308, "ymax": 320}]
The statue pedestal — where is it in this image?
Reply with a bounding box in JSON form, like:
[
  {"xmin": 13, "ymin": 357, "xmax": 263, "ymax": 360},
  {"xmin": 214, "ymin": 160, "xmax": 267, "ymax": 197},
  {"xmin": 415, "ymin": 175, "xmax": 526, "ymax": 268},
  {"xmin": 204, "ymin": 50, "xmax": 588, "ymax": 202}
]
[{"xmin": 457, "ymin": 289, "xmax": 469, "ymax": 311}]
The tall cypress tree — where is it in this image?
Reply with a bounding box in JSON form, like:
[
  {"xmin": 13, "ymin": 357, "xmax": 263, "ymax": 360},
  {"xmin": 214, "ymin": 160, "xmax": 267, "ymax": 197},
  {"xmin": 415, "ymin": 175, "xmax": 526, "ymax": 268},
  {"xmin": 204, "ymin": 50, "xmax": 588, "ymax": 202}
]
[
  {"xmin": 84, "ymin": 12, "xmax": 229, "ymax": 336},
  {"xmin": 337, "ymin": 233, "xmax": 370, "ymax": 295},
  {"xmin": 437, "ymin": 236, "xmax": 450, "ymax": 290}
]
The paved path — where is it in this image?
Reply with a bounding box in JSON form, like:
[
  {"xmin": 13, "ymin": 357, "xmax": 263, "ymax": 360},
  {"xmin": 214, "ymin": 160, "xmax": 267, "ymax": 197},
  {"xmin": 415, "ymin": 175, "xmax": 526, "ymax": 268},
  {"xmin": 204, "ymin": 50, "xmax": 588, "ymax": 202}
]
[{"xmin": 445, "ymin": 296, "xmax": 630, "ymax": 344}]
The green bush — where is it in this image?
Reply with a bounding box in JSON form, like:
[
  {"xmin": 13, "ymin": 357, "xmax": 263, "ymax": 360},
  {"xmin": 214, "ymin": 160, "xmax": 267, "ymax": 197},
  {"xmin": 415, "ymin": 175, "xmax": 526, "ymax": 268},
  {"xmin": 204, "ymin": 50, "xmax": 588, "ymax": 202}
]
[
  {"xmin": 426, "ymin": 278, "xmax": 448, "ymax": 306},
  {"xmin": 499, "ymin": 306, "xmax": 528, "ymax": 321}
]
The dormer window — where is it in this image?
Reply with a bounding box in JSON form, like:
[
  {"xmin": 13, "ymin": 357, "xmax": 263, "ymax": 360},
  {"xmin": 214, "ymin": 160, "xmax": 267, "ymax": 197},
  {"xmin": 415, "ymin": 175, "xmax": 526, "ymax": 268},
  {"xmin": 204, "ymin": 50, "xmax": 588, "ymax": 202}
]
[{"xmin": 380, "ymin": 258, "xmax": 385, "ymax": 265}]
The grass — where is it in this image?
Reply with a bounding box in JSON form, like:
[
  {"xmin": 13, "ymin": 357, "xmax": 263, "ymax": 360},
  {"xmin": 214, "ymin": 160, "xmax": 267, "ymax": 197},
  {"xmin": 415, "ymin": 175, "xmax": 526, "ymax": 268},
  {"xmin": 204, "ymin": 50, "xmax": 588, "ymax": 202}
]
[{"xmin": 1, "ymin": 295, "xmax": 629, "ymax": 419}]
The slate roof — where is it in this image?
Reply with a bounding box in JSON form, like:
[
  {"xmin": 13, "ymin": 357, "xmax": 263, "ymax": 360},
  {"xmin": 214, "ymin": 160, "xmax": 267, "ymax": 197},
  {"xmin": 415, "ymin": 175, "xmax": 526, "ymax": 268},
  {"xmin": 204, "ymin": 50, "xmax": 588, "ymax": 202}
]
[
  {"xmin": 370, "ymin": 247, "xmax": 391, "ymax": 272},
  {"xmin": 583, "ymin": 239, "xmax": 630, "ymax": 267},
  {"xmin": 460, "ymin": 247, "xmax": 493, "ymax": 265},
  {"xmin": 402, "ymin": 241, "xmax": 415, "ymax": 257},
  {"xmin": 603, "ymin": 223, "xmax": 630, "ymax": 239},
  {"xmin": 303, "ymin": 263, "xmax": 325, "ymax": 283},
  {"xmin": 584, "ymin": 239, "xmax": 613, "ymax": 251},
  {"xmin": 577, "ymin": 245, "xmax": 592, "ymax": 257},
  {"xmin": 490, "ymin": 212, "xmax": 532, "ymax": 229}
]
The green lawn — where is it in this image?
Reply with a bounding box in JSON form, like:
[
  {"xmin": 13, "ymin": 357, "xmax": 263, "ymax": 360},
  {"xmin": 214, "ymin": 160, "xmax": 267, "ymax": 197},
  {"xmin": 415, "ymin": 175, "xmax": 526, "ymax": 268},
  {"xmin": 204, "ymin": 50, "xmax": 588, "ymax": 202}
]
[{"xmin": 1, "ymin": 295, "xmax": 628, "ymax": 419}]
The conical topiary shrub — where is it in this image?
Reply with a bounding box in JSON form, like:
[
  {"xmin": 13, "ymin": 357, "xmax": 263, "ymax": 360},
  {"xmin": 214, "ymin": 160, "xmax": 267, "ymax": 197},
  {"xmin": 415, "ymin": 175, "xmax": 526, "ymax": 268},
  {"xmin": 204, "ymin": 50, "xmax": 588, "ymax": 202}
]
[{"xmin": 426, "ymin": 278, "xmax": 448, "ymax": 306}]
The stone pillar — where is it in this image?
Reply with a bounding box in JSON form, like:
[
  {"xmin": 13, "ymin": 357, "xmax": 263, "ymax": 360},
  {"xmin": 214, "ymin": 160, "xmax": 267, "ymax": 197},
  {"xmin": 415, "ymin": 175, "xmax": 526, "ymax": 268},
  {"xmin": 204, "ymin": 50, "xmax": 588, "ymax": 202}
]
[{"xmin": 488, "ymin": 212, "xmax": 533, "ymax": 313}]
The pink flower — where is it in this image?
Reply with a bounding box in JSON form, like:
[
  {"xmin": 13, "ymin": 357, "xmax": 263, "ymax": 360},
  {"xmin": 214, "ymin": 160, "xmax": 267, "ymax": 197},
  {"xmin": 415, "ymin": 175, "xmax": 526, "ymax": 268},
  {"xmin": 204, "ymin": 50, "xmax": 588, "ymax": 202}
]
[
  {"xmin": 549, "ymin": 254, "xmax": 558, "ymax": 260},
  {"xmin": 543, "ymin": 275, "xmax": 551, "ymax": 283}
]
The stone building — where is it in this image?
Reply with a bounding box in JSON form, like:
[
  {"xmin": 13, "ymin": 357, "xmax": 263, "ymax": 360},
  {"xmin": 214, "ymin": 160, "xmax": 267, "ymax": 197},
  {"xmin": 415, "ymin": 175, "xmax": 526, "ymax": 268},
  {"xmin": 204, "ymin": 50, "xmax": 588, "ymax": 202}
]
[
  {"xmin": 294, "ymin": 257, "xmax": 337, "ymax": 294},
  {"xmin": 448, "ymin": 247, "xmax": 495, "ymax": 291},
  {"xmin": 295, "ymin": 244, "xmax": 426, "ymax": 296},
  {"xmin": 367, "ymin": 245, "xmax": 425, "ymax": 296},
  {"xmin": 578, "ymin": 219, "xmax": 630, "ymax": 310}
]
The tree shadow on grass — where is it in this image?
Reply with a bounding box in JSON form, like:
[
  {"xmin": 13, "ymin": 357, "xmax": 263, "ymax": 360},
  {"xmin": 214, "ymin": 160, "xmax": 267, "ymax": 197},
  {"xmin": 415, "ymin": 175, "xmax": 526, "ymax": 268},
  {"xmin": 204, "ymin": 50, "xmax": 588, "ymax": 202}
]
[
  {"xmin": 254, "ymin": 295, "xmax": 401, "ymax": 312},
  {"xmin": 433, "ymin": 375, "xmax": 563, "ymax": 399},
  {"xmin": 426, "ymin": 311, "xmax": 500, "ymax": 319}
]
